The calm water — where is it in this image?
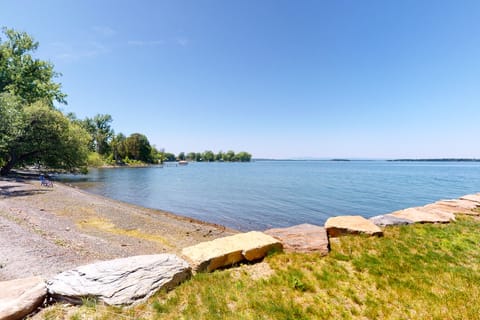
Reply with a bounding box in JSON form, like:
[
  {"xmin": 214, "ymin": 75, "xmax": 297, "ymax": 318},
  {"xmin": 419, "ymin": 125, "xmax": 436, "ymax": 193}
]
[{"xmin": 60, "ymin": 161, "xmax": 480, "ymax": 231}]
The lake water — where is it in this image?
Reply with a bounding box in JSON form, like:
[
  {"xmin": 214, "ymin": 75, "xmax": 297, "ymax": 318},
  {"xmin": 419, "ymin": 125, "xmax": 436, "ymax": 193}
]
[{"xmin": 60, "ymin": 161, "xmax": 480, "ymax": 231}]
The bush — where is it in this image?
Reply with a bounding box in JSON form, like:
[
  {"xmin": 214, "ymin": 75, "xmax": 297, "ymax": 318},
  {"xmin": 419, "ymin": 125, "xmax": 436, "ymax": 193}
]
[{"xmin": 86, "ymin": 152, "xmax": 105, "ymax": 167}]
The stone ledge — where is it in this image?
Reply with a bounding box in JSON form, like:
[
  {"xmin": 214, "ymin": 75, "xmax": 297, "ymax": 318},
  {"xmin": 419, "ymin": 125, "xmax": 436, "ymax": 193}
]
[
  {"xmin": 325, "ymin": 215, "xmax": 383, "ymax": 237},
  {"xmin": 182, "ymin": 231, "xmax": 282, "ymax": 272},
  {"xmin": 0, "ymin": 276, "xmax": 46, "ymax": 320},
  {"xmin": 264, "ymin": 224, "xmax": 329, "ymax": 255}
]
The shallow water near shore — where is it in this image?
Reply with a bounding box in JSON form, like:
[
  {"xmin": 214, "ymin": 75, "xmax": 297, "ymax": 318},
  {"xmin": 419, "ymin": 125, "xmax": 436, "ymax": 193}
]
[{"xmin": 60, "ymin": 161, "xmax": 480, "ymax": 231}]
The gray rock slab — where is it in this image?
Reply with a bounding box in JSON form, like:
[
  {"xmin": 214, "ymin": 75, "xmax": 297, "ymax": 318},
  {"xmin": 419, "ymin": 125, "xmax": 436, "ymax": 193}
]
[
  {"xmin": 182, "ymin": 231, "xmax": 282, "ymax": 273},
  {"xmin": 369, "ymin": 214, "xmax": 414, "ymax": 227},
  {"xmin": 264, "ymin": 224, "xmax": 329, "ymax": 255},
  {"xmin": 325, "ymin": 215, "xmax": 383, "ymax": 237},
  {"xmin": 47, "ymin": 254, "xmax": 191, "ymax": 306},
  {"xmin": 0, "ymin": 276, "xmax": 46, "ymax": 320}
]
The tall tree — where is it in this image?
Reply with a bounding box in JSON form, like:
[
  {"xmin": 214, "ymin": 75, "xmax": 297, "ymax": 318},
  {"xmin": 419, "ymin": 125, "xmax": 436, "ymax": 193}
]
[
  {"xmin": 0, "ymin": 28, "xmax": 66, "ymax": 105},
  {"xmin": 80, "ymin": 114, "xmax": 113, "ymax": 155},
  {"xmin": 0, "ymin": 28, "xmax": 90, "ymax": 175},
  {"xmin": 124, "ymin": 133, "xmax": 153, "ymax": 163}
]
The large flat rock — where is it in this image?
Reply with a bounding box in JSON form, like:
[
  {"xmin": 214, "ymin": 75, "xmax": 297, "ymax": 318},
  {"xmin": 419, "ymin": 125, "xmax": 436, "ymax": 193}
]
[
  {"xmin": 390, "ymin": 206, "xmax": 453, "ymax": 223},
  {"xmin": 369, "ymin": 214, "xmax": 414, "ymax": 227},
  {"xmin": 324, "ymin": 215, "xmax": 383, "ymax": 237},
  {"xmin": 460, "ymin": 193, "xmax": 480, "ymax": 203},
  {"xmin": 47, "ymin": 254, "xmax": 191, "ymax": 306},
  {"xmin": 264, "ymin": 224, "xmax": 329, "ymax": 255},
  {"xmin": 434, "ymin": 199, "xmax": 480, "ymax": 215},
  {"xmin": 0, "ymin": 276, "xmax": 46, "ymax": 320},
  {"xmin": 181, "ymin": 231, "xmax": 282, "ymax": 272}
]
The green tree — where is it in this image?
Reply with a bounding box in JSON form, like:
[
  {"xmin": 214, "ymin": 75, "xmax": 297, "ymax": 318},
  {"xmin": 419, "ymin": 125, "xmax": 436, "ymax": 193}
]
[
  {"xmin": 124, "ymin": 133, "xmax": 153, "ymax": 163},
  {"xmin": 177, "ymin": 152, "xmax": 185, "ymax": 161},
  {"xmin": 215, "ymin": 151, "xmax": 224, "ymax": 161},
  {"xmin": 195, "ymin": 152, "xmax": 202, "ymax": 162},
  {"xmin": 186, "ymin": 152, "xmax": 196, "ymax": 161},
  {"xmin": 0, "ymin": 98, "xmax": 90, "ymax": 175},
  {"xmin": 235, "ymin": 151, "xmax": 252, "ymax": 162},
  {"xmin": 0, "ymin": 28, "xmax": 90, "ymax": 175},
  {"xmin": 203, "ymin": 150, "xmax": 215, "ymax": 162},
  {"xmin": 111, "ymin": 132, "xmax": 126, "ymax": 163},
  {"xmin": 224, "ymin": 150, "xmax": 235, "ymax": 162},
  {"xmin": 80, "ymin": 114, "xmax": 113, "ymax": 155},
  {"xmin": 0, "ymin": 28, "xmax": 66, "ymax": 105}
]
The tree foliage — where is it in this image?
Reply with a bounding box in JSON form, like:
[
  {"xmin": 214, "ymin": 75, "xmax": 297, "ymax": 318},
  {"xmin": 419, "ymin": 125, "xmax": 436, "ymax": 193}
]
[
  {"xmin": 80, "ymin": 114, "xmax": 114, "ymax": 155},
  {"xmin": 0, "ymin": 28, "xmax": 66, "ymax": 105},
  {"xmin": 0, "ymin": 96, "xmax": 90, "ymax": 175},
  {"xmin": 0, "ymin": 28, "xmax": 90, "ymax": 175}
]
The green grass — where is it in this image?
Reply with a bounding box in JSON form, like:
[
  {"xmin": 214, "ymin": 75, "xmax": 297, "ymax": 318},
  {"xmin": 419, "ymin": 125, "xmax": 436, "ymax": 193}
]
[{"xmin": 40, "ymin": 216, "xmax": 480, "ymax": 320}]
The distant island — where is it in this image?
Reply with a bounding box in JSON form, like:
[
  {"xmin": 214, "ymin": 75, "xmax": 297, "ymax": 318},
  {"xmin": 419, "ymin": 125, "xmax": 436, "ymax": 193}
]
[{"xmin": 389, "ymin": 159, "xmax": 480, "ymax": 162}]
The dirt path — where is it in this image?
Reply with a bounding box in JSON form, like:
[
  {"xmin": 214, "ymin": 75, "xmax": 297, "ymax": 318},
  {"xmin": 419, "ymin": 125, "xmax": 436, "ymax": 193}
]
[{"xmin": 0, "ymin": 176, "xmax": 236, "ymax": 280}]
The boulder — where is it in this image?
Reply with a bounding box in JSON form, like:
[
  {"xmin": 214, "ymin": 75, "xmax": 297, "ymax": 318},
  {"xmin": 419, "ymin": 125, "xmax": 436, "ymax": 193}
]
[
  {"xmin": 369, "ymin": 214, "xmax": 414, "ymax": 227},
  {"xmin": 47, "ymin": 254, "xmax": 191, "ymax": 306},
  {"xmin": 390, "ymin": 206, "xmax": 453, "ymax": 223},
  {"xmin": 460, "ymin": 193, "xmax": 480, "ymax": 203},
  {"xmin": 0, "ymin": 276, "xmax": 46, "ymax": 320},
  {"xmin": 181, "ymin": 231, "xmax": 282, "ymax": 272},
  {"xmin": 434, "ymin": 199, "xmax": 480, "ymax": 215},
  {"xmin": 324, "ymin": 216, "xmax": 383, "ymax": 237},
  {"xmin": 264, "ymin": 224, "xmax": 329, "ymax": 255}
]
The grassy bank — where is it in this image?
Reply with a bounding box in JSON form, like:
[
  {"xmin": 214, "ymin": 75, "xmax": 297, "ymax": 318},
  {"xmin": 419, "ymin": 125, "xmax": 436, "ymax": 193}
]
[{"xmin": 41, "ymin": 215, "xmax": 480, "ymax": 320}]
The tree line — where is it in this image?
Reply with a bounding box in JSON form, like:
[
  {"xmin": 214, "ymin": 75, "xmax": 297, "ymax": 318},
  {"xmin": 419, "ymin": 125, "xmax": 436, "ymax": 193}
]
[
  {"xmin": 177, "ymin": 151, "xmax": 251, "ymax": 162},
  {"xmin": 0, "ymin": 28, "xmax": 251, "ymax": 176}
]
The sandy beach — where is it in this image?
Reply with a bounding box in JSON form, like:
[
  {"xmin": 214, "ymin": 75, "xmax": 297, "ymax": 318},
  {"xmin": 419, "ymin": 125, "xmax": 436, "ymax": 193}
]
[{"xmin": 0, "ymin": 175, "xmax": 236, "ymax": 281}]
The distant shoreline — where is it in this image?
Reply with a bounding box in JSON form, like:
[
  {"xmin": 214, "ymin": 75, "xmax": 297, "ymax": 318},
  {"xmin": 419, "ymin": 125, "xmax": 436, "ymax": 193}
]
[{"xmin": 254, "ymin": 158, "xmax": 480, "ymax": 162}]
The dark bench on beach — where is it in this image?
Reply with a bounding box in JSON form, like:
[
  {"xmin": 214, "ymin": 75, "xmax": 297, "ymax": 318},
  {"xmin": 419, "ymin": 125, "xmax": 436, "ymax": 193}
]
[{"xmin": 40, "ymin": 175, "xmax": 54, "ymax": 188}]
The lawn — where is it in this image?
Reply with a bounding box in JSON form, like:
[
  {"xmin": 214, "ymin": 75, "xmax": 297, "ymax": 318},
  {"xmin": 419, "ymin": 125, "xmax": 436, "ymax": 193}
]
[{"xmin": 40, "ymin": 215, "xmax": 480, "ymax": 320}]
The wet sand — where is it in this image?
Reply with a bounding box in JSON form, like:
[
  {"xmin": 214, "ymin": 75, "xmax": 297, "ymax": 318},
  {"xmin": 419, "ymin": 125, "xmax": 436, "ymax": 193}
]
[{"xmin": 0, "ymin": 176, "xmax": 237, "ymax": 280}]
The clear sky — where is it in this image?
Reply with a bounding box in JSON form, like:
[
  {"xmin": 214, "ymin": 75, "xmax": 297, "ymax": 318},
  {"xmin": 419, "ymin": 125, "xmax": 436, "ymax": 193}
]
[{"xmin": 2, "ymin": 0, "xmax": 480, "ymax": 159}]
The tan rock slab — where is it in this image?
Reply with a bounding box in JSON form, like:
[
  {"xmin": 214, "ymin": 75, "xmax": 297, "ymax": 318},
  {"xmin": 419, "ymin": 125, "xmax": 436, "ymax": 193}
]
[
  {"xmin": 390, "ymin": 206, "xmax": 453, "ymax": 223},
  {"xmin": 420, "ymin": 205, "xmax": 456, "ymax": 221},
  {"xmin": 460, "ymin": 193, "xmax": 480, "ymax": 203},
  {"xmin": 264, "ymin": 224, "xmax": 329, "ymax": 255},
  {"xmin": 324, "ymin": 215, "xmax": 383, "ymax": 237},
  {"xmin": 435, "ymin": 199, "xmax": 480, "ymax": 214},
  {"xmin": 181, "ymin": 231, "xmax": 282, "ymax": 272},
  {"xmin": 0, "ymin": 276, "xmax": 46, "ymax": 320}
]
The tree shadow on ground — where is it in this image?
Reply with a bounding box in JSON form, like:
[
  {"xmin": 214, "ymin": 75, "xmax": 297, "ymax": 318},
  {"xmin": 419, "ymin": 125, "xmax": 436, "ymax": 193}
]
[{"xmin": 0, "ymin": 185, "xmax": 52, "ymax": 198}]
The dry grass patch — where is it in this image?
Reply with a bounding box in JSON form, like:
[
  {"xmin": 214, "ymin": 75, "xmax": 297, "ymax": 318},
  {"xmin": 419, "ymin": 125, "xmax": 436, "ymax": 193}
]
[{"xmin": 77, "ymin": 218, "xmax": 173, "ymax": 247}]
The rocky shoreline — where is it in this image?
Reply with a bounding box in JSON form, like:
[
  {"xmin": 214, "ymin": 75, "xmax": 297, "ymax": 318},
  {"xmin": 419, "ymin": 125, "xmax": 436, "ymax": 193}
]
[{"xmin": 0, "ymin": 176, "xmax": 236, "ymax": 281}]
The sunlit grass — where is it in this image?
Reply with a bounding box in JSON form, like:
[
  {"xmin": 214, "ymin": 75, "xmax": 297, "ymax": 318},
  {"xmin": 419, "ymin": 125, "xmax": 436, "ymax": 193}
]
[{"xmin": 41, "ymin": 215, "xmax": 480, "ymax": 319}]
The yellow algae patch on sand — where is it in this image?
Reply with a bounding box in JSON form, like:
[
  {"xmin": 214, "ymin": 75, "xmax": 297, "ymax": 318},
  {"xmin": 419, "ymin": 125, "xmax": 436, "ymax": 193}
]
[{"xmin": 77, "ymin": 218, "xmax": 173, "ymax": 247}]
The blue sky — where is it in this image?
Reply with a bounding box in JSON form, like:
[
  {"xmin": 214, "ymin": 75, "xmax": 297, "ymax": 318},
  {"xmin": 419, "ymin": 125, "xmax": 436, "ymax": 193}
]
[{"xmin": 2, "ymin": 0, "xmax": 480, "ymax": 159}]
